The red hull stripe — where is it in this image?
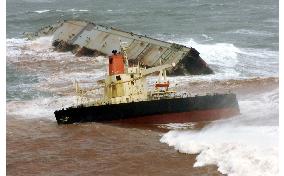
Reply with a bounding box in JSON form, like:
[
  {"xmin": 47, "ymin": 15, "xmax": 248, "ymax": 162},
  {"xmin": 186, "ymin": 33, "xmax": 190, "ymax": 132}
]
[{"xmin": 111, "ymin": 107, "xmax": 240, "ymax": 124}]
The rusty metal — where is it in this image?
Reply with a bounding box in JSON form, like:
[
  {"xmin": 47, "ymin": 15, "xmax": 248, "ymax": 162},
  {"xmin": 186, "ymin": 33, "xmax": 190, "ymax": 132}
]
[{"xmin": 25, "ymin": 20, "xmax": 213, "ymax": 75}]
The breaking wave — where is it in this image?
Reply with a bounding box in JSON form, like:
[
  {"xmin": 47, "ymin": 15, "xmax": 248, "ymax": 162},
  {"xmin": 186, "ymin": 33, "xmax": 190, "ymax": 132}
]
[
  {"xmin": 161, "ymin": 126, "xmax": 278, "ymax": 176},
  {"xmin": 6, "ymin": 37, "xmax": 278, "ymax": 116},
  {"xmin": 6, "ymin": 96, "xmax": 76, "ymax": 120},
  {"xmin": 161, "ymin": 36, "xmax": 279, "ymax": 176},
  {"xmin": 169, "ymin": 38, "xmax": 278, "ymax": 79},
  {"xmin": 6, "ymin": 37, "xmax": 107, "ymax": 119},
  {"xmin": 160, "ymin": 88, "xmax": 279, "ymax": 176},
  {"xmin": 168, "ymin": 39, "xmax": 240, "ymax": 78},
  {"xmin": 6, "ymin": 37, "xmax": 279, "ymax": 175}
]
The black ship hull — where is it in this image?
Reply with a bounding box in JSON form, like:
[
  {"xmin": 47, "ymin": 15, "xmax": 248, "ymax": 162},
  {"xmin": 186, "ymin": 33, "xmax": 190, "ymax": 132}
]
[{"xmin": 54, "ymin": 93, "xmax": 239, "ymax": 124}]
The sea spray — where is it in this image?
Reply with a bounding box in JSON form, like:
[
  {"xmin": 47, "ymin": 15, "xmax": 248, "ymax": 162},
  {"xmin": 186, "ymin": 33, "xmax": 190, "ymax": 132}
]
[
  {"xmin": 160, "ymin": 88, "xmax": 279, "ymax": 176},
  {"xmin": 160, "ymin": 126, "xmax": 278, "ymax": 176}
]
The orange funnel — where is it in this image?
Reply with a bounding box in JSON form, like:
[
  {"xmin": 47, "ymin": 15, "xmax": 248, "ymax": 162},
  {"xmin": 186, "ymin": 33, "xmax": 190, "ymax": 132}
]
[{"xmin": 109, "ymin": 51, "xmax": 125, "ymax": 75}]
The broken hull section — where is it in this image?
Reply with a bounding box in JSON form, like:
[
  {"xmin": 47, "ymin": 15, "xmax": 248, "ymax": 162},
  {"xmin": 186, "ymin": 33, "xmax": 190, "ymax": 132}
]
[
  {"xmin": 26, "ymin": 20, "xmax": 213, "ymax": 75},
  {"xmin": 54, "ymin": 94, "xmax": 239, "ymax": 124}
]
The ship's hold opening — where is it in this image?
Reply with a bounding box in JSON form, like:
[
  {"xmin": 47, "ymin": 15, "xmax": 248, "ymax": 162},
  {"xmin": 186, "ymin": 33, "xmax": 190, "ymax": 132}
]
[
  {"xmin": 75, "ymin": 47, "xmax": 96, "ymax": 57},
  {"xmin": 170, "ymin": 48, "xmax": 213, "ymax": 75},
  {"xmin": 52, "ymin": 40, "xmax": 77, "ymax": 52}
]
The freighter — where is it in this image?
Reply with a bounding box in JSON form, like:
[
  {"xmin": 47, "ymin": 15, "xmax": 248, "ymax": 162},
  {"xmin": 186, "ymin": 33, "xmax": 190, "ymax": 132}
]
[
  {"xmin": 54, "ymin": 45, "xmax": 240, "ymax": 124},
  {"xmin": 25, "ymin": 20, "xmax": 213, "ymax": 75}
]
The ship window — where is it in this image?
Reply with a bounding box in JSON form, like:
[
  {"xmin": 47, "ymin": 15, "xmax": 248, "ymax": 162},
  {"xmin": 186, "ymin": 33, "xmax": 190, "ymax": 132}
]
[{"xmin": 116, "ymin": 75, "xmax": 121, "ymax": 81}]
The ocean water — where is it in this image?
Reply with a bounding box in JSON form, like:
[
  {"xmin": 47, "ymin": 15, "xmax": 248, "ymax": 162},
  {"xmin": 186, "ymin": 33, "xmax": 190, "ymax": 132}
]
[{"xmin": 6, "ymin": 0, "xmax": 279, "ymax": 175}]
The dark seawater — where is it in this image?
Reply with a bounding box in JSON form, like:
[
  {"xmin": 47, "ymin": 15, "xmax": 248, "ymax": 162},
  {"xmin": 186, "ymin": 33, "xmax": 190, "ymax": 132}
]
[{"xmin": 6, "ymin": 0, "xmax": 278, "ymax": 175}]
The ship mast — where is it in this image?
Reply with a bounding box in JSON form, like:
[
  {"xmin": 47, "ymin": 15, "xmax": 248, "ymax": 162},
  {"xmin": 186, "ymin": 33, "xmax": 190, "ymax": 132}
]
[
  {"xmin": 73, "ymin": 43, "xmax": 176, "ymax": 106},
  {"xmin": 120, "ymin": 41, "xmax": 129, "ymax": 71}
]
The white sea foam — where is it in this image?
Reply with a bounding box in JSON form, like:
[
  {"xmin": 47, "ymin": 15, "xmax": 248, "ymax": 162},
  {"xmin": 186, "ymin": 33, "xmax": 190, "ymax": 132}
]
[
  {"xmin": 54, "ymin": 9, "xmax": 89, "ymax": 12},
  {"xmin": 160, "ymin": 89, "xmax": 279, "ymax": 176},
  {"xmin": 6, "ymin": 37, "xmax": 109, "ymax": 63},
  {"xmin": 158, "ymin": 123, "xmax": 197, "ymax": 130},
  {"xmin": 6, "ymin": 38, "xmax": 28, "ymax": 58},
  {"xmin": 6, "ymin": 37, "xmax": 54, "ymax": 61},
  {"xmin": 6, "ymin": 38, "xmax": 28, "ymax": 46},
  {"xmin": 161, "ymin": 126, "xmax": 278, "ymax": 176},
  {"xmin": 231, "ymin": 29, "xmax": 275, "ymax": 37},
  {"xmin": 29, "ymin": 36, "xmax": 53, "ymax": 50},
  {"xmin": 168, "ymin": 39, "xmax": 241, "ymax": 79},
  {"xmin": 168, "ymin": 38, "xmax": 278, "ymax": 79},
  {"xmin": 39, "ymin": 70, "xmax": 106, "ymax": 92},
  {"xmin": 67, "ymin": 9, "xmax": 89, "ymax": 12},
  {"xmin": 239, "ymin": 48, "xmax": 278, "ymax": 60},
  {"xmin": 6, "ymin": 96, "xmax": 76, "ymax": 120},
  {"xmin": 34, "ymin": 10, "xmax": 50, "ymax": 14},
  {"xmin": 6, "ymin": 37, "xmax": 109, "ymax": 120},
  {"xmin": 7, "ymin": 37, "xmax": 83, "ymax": 64},
  {"xmin": 6, "ymin": 36, "xmax": 279, "ymax": 175},
  {"xmin": 174, "ymin": 39, "xmax": 240, "ymax": 68},
  {"xmin": 7, "ymin": 37, "xmax": 278, "ymax": 80}
]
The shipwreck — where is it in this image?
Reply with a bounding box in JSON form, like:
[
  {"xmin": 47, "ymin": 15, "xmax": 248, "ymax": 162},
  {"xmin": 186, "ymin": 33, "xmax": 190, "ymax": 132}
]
[{"xmin": 25, "ymin": 20, "xmax": 213, "ymax": 75}]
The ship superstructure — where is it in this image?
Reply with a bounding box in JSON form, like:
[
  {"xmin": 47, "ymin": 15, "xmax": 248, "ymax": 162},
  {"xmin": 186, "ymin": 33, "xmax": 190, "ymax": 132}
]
[
  {"xmin": 55, "ymin": 46, "xmax": 240, "ymax": 124},
  {"xmin": 75, "ymin": 45, "xmax": 176, "ymax": 106}
]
